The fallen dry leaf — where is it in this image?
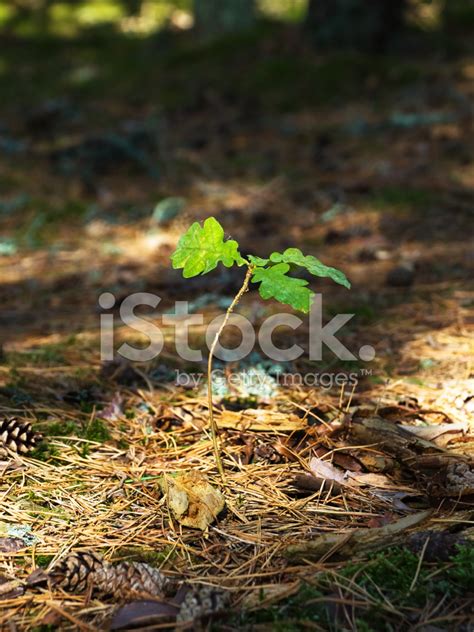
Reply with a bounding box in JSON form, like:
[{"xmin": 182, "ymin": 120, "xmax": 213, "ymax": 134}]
[
  {"xmin": 345, "ymin": 472, "xmax": 393, "ymax": 487},
  {"xmin": 100, "ymin": 392, "xmax": 124, "ymax": 421},
  {"xmin": 218, "ymin": 409, "xmax": 304, "ymax": 431},
  {"xmin": 26, "ymin": 568, "xmax": 49, "ymax": 588},
  {"xmin": 309, "ymin": 457, "xmax": 393, "ymax": 490},
  {"xmin": 400, "ymin": 422, "xmax": 467, "ymax": 441},
  {"xmin": 111, "ymin": 600, "xmax": 179, "ymax": 630},
  {"xmin": 309, "ymin": 456, "xmax": 346, "ymax": 484},
  {"xmin": 314, "ymin": 446, "xmax": 363, "ymax": 471},
  {"xmin": 302, "ymin": 457, "xmax": 400, "ymax": 498},
  {"xmin": 160, "ymin": 471, "xmax": 225, "ymax": 531}
]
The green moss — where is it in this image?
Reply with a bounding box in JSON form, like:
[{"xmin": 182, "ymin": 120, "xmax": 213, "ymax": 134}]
[
  {"xmin": 82, "ymin": 418, "xmax": 110, "ymax": 443},
  {"xmin": 25, "ymin": 490, "xmax": 46, "ymax": 505},
  {"xmin": 448, "ymin": 544, "xmax": 474, "ymax": 591},
  {"xmin": 29, "ymin": 439, "xmax": 61, "ymax": 462},
  {"xmin": 42, "ymin": 420, "xmax": 80, "ymax": 437},
  {"xmin": 32, "ymin": 417, "xmax": 111, "ymax": 462},
  {"xmin": 114, "ymin": 546, "xmax": 175, "ymax": 566},
  {"xmin": 233, "ymin": 545, "xmax": 474, "ymax": 630},
  {"xmin": 35, "ymin": 553, "xmax": 54, "ymax": 568},
  {"xmin": 337, "ymin": 548, "xmax": 423, "ymax": 605},
  {"xmin": 233, "ymin": 583, "xmax": 328, "ymax": 629}
]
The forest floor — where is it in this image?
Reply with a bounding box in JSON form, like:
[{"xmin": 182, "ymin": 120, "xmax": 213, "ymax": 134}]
[{"xmin": 0, "ymin": 24, "xmax": 473, "ymax": 631}]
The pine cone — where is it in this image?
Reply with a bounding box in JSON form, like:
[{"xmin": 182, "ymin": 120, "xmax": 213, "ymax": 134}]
[
  {"xmin": 93, "ymin": 560, "xmax": 172, "ymax": 600},
  {"xmin": 50, "ymin": 552, "xmax": 173, "ymax": 600},
  {"xmin": 424, "ymin": 458, "xmax": 474, "ymax": 497},
  {"xmin": 0, "ymin": 418, "xmax": 41, "ymax": 458},
  {"xmin": 50, "ymin": 551, "xmax": 103, "ymax": 593},
  {"xmin": 177, "ymin": 585, "xmax": 229, "ymax": 625},
  {"xmin": 445, "ymin": 461, "xmax": 474, "ymax": 496}
]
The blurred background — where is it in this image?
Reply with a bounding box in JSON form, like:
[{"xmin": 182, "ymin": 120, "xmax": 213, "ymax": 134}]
[{"xmin": 0, "ymin": 0, "xmax": 472, "ymax": 388}]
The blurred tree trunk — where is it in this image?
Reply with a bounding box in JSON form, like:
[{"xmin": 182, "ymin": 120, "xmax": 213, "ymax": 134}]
[
  {"xmin": 36, "ymin": 0, "xmax": 51, "ymax": 33},
  {"xmin": 305, "ymin": 0, "xmax": 407, "ymax": 52},
  {"xmin": 194, "ymin": 0, "xmax": 255, "ymax": 38}
]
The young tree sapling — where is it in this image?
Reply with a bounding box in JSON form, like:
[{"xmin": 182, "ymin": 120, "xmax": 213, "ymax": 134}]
[{"xmin": 171, "ymin": 217, "xmax": 350, "ymax": 479}]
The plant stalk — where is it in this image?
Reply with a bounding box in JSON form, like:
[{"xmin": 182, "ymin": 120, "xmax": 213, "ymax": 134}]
[{"xmin": 207, "ymin": 264, "xmax": 254, "ymax": 480}]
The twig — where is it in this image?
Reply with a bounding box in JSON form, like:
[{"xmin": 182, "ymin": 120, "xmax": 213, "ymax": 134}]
[{"xmin": 207, "ymin": 265, "xmax": 254, "ymax": 481}]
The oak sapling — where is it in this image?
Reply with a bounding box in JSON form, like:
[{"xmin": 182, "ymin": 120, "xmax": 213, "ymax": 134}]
[{"xmin": 171, "ymin": 217, "xmax": 350, "ymax": 478}]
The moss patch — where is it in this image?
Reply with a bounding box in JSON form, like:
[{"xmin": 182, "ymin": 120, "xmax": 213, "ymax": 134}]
[{"xmin": 233, "ymin": 545, "xmax": 474, "ymax": 631}]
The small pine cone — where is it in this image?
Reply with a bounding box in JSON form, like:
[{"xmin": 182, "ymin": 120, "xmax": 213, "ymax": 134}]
[
  {"xmin": 0, "ymin": 418, "xmax": 41, "ymax": 458},
  {"xmin": 425, "ymin": 458, "xmax": 474, "ymax": 497},
  {"xmin": 50, "ymin": 552, "xmax": 173, "ymax": 601},
  {"xmin": 177, "ymin": 586, "xmax": 229, "ymax": 625},
  {"xmin": 50, "ymin": 551, "xmax": 103, "ymax": 593},
  {"xmin": 93, "ymin": 561, "xmax": 172, "ymax": 600},
  {"xmin": 445, "ymin": 461, "xmax": 474, "ymax": 496}
]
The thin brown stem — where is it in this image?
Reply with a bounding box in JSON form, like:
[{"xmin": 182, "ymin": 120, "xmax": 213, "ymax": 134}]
[{"xmin": 207, "ymin": 265, "xmax": 254, "ymax": 481}]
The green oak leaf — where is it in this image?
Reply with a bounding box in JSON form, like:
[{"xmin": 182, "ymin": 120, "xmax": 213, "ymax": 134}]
[
  {"xmin": 248, "ymin": 254, "xmax": 269, "ymax": 267},
  {"xmin": 251, "ymin": 263, "xmax": 314, "ymax": 313},
  {"xmin": 269, "ymin": 247, "xmax": 351, "ymax": 289},
  {"xmin": 171, "ymin": 217, "xmax": 246, "ymax": 278}
]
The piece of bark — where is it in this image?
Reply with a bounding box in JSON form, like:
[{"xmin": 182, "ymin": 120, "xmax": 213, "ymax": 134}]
[
  {"xmin": 349, "ymin": 416, "xmax": 445, "ymax": 462},
  {"xmin": 285, "ymin": 510, "xmax": 432, "ymax": 560},
  {"xmin": 349, "ymin": 416, "xmax": 472, "ymax": 496}
]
